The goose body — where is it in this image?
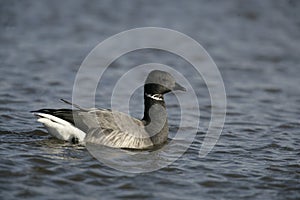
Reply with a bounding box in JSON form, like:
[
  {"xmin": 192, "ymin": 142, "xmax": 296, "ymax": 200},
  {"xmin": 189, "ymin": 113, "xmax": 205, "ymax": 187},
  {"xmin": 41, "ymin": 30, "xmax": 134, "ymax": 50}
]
[{"xmin": 32, "ymin": 70, "xmax": 185, "ymax": 149}]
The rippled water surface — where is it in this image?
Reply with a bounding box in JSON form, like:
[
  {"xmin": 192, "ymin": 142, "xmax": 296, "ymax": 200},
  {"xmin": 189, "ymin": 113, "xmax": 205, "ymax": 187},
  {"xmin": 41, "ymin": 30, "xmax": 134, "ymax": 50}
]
[{"xmin": 1, "ymin": 0, "xmax": 300, "ymax": 199}]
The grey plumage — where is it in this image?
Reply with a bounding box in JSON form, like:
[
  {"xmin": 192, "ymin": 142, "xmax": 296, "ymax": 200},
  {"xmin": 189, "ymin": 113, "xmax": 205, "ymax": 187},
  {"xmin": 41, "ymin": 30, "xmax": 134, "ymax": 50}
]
[{"xmin": 32, "ymin": 70, "xmax": 186, "ymax": 149}]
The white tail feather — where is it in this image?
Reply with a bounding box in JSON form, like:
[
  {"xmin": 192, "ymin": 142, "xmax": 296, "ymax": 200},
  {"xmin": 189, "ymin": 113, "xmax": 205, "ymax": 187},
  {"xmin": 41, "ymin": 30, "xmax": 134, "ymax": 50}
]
[{"xmin": 35, "ymin": 113, "xmax": 86, "ymax": 143}]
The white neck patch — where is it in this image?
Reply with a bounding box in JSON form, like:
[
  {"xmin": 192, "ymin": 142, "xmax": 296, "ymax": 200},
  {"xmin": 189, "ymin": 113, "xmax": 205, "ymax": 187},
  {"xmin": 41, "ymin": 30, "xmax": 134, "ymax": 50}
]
[{"xmin": 145, "ymin": 93, "xmax": 163, "ymax": 101}]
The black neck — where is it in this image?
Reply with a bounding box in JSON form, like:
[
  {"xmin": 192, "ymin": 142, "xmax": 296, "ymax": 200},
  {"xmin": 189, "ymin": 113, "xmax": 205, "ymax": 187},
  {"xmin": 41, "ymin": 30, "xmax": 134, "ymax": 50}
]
[
  {"xmin": 142, "ymin": 93, "xmax": 165, "ymax": 122},
  {"xmin": 142, "ymin": 93, "xmax": 169, "ymax": 145}
]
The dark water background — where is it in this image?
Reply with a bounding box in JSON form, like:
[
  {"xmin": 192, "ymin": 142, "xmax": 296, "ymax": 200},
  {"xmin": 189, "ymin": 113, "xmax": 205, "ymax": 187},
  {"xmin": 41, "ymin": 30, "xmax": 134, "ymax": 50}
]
[{"xmin": 1, "ymin": 0, "xmax": 300, "ymax": 199}]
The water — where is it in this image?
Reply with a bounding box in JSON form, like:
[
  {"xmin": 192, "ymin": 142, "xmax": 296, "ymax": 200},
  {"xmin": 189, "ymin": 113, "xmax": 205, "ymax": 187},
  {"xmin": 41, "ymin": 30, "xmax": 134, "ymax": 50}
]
[{"xmin": 1, "ymin": 0, "xmax": 300, "ymax": 199}]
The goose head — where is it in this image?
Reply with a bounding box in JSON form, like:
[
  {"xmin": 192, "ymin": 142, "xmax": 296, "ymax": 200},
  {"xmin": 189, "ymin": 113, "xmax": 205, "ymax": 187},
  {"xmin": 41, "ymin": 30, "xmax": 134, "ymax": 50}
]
[{"xmin": 144, "ymin": 70, "xmax": 186, "ymax": 96}]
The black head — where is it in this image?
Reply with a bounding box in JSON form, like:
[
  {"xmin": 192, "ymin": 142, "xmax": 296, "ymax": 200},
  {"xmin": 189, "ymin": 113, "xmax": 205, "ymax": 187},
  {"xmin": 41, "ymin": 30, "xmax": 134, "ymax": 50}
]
[{"xmin": 144, "ymin": 70, "xmax": 186, "ymax": 95}]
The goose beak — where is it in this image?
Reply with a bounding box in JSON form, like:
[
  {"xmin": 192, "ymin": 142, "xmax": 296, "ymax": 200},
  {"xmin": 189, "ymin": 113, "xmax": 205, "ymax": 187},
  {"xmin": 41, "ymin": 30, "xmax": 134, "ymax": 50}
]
[{"xmin": 173, "ymin": 82, "xmax": 186, "ymax": 91}]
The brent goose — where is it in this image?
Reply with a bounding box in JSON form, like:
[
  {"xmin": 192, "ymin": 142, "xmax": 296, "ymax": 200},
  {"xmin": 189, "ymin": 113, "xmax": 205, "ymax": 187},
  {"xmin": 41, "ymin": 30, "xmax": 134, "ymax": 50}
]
[{"xmin": 32, "ymin": 70, "xmax": 186, "ymax": 149}]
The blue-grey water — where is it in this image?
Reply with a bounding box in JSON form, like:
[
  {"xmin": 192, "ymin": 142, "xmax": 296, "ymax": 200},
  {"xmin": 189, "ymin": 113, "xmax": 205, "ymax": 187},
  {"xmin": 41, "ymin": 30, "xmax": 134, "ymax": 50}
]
[{"xmin": 1, "ymin": 0, "xmax": 300, "ymax": 199}]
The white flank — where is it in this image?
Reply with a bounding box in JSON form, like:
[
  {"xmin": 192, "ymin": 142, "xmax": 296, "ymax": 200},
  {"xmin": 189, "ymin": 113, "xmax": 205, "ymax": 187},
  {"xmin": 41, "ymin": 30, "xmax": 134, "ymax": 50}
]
[{"xmin": 35, "ymin": 113, "xmax": 86, "ymax": 143}]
